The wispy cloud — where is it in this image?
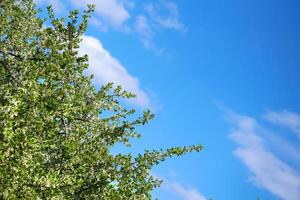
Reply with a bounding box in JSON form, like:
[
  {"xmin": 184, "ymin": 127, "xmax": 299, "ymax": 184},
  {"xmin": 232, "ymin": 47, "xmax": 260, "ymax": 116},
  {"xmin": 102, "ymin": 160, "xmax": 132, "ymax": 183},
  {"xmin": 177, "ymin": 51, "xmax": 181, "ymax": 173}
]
[
  {"xmin": 226, "ymin": 110, "xmax": 300, "ymax": 200},
  {"xmin": 169, "ymin": 183, "xmax": 207, "ymax": 200},
  {"xmin": 35, "ymin": 0, "xmax": 186, "ymax": 55},
  {"xmin": 134, "ymin": 1, "xmax": 186, "ymax": 53},
  {"xmin": 264, "ymin": 110, "xmax": 300, "ymax": 138},
  {"xmin": 264, "ymin": 130, "xmax": 300, "ymax": 168},
  {"xmin": 134, "ymin": 15, "xmax": 165, "ymax": 54},
  {"xmin": 80, "ymin": 35, "xmax": 151, "ymax": 108},
  {"xmin": 144, "ymin": 1, "xmax": 187, "ymax": 33},
  {"xmin": 135, "ymin": 15, "xmax": 153, "ymax": 46},
  {"xmin": 153, "ymin": 172, "xmax": 207, "ymax": 200}
]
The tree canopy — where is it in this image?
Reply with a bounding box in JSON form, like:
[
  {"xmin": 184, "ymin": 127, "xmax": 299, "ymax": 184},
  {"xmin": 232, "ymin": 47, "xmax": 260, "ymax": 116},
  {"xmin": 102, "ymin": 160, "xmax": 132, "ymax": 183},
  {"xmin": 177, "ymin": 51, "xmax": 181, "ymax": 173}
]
[{"xmin": 0, "ymin": 0, "xmax": 202, "ymax": 199}]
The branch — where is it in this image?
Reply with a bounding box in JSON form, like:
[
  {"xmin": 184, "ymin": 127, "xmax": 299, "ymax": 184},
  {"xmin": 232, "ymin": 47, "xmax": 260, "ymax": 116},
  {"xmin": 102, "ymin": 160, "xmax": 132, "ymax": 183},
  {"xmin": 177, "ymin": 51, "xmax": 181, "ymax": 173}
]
[
  {"xmin": 0, "ymin": 50, "xmax": 44, "ymax": 61},
  {"xmin": 74, "ymin": 179, "xmax": 106, "ymax": 196},
  {"xmin": 58, "ymin": 118, "xmax": 69, "ymax": 176}
]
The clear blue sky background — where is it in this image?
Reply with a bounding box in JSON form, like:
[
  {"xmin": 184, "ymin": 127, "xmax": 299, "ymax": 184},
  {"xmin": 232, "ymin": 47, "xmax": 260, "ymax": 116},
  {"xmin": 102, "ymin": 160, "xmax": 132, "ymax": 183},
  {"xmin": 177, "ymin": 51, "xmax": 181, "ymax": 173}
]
[{"xmin": 36, "ymin": 0, "xmax": 300, "ymax": 199}]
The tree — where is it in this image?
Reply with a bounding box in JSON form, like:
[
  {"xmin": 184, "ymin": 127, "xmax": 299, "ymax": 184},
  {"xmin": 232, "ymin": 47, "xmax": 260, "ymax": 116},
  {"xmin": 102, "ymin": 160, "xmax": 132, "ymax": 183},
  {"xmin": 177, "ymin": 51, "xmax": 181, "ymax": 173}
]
[{"xmin": 0, "ymin": 0, "xmax": 202, "ymax": 199}]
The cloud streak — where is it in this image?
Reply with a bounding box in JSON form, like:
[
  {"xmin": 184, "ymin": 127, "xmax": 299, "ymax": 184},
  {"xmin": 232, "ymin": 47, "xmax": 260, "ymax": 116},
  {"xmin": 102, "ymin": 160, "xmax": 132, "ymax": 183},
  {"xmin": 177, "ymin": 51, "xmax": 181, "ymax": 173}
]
[
  {"xmin": 153, "ymin": 172, "xmax": 207, "ymax": 200},
  {"xmin": 227, "ymin": 111, "xmax": 300, "ymax": 200},
  {"xmin": 169, "ymin": 183, "xmax": 207, "ymax": 200},
  {"xmin": 264, "ymin": 110, "xmax": 300, "ymax": 138}
]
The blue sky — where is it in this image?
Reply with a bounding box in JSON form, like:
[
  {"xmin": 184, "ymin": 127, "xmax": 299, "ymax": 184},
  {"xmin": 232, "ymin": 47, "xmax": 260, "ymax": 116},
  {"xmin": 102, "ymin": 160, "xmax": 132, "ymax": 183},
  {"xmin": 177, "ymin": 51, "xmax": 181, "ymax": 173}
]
[{"xmin": 35, "ymin": 0, "xmax": 300, "ymax": 199}]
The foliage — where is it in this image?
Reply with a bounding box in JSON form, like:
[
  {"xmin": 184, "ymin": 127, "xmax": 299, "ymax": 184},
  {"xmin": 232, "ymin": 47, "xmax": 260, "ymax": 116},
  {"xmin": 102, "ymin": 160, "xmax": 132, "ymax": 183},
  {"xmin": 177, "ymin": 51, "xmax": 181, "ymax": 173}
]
[{"xmin": 0, "ymin": 0, "xmax": 202, "ymax": 199}]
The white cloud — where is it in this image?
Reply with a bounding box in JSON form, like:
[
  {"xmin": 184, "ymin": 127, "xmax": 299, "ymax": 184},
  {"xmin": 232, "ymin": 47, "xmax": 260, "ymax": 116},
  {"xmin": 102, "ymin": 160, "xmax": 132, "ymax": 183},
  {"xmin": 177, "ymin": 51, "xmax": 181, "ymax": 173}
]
[
  {"xmin": 34, "ymin": 0, "xmax": 130, "ymax": 28},
  {"xmin": 79, "ymin": 35, "xmax": 150, "ymax": 108},
  {"xmin": 264, "ymin": 110, "xmax": 300, "ymax": 138},
  {"xmin": 70, "ymin": 0, "xmax": 130, "ymax": 29},
  {"xmin": 170, "ymin": 183, "xmax": 207, "ymax": 200},
  {"xmin": 227, "ymin": 111, "xmax": 300, "ymax": 200}
]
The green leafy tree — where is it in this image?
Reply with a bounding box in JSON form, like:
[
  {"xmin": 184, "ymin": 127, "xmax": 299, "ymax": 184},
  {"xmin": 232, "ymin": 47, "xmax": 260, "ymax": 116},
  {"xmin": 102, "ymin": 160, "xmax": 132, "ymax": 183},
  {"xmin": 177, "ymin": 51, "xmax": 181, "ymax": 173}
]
[{"xmin": 0, "ymin": 0, "xmax": 202, "ymax": 199}]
